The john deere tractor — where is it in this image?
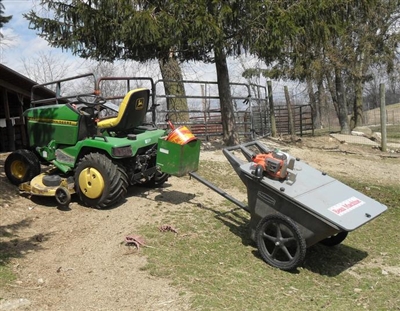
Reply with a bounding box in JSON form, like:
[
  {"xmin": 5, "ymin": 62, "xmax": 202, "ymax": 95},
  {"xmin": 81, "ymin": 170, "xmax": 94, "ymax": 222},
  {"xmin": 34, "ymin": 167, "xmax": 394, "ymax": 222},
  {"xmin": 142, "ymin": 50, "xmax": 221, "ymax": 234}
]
[{"xmin": 4, "ymin": 74, "xmax": 200, "ymax": 208}]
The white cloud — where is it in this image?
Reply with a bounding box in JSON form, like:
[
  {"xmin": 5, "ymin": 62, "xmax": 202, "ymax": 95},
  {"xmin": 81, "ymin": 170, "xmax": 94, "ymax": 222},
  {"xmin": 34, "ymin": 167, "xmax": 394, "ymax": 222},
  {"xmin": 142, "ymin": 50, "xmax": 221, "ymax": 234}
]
[
  {"xmin": 0, "ymin": 28, "xmax": 21, "ymax": 47},
  {"xmin": 0, "ymin": 1, "xmax": 80, "ymax": 74}
]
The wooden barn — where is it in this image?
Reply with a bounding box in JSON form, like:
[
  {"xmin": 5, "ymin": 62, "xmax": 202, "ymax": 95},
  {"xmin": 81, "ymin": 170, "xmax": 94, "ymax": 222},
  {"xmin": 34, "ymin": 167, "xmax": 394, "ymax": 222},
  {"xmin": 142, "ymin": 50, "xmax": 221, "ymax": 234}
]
[{"xmin": 0, "ymin": 64, "xmax": 54, "ymax": 152}]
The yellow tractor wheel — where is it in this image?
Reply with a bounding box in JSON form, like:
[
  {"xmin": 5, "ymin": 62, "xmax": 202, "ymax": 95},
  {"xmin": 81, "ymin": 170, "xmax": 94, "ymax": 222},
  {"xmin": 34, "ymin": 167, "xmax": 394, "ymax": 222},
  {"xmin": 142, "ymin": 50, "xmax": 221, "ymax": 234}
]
[
  {"xmin": 4, "ymin": 149, "xmax": 41, "ymax": 185},
  {"xmin": 74, "ymin": 153, "xmax": 128, "ymax": 209}
]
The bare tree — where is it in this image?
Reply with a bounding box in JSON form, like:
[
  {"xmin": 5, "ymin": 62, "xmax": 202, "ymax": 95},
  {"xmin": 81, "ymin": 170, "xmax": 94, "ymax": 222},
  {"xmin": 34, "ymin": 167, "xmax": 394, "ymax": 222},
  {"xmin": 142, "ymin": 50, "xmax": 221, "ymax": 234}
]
[{"xmin": 21, "ymin": 51, "xmax": 72, "ymax": 84}]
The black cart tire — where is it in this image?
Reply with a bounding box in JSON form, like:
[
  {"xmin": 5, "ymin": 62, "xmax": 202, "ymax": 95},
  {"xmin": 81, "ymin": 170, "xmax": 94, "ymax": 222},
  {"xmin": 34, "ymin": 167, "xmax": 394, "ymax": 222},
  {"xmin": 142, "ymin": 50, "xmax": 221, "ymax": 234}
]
[
  {"xmin": 4, "ymin": 149, "xmax": 41, "ymax": 185},
  {"xmin": 55, "ymin": 187, "xmax": 71, "ymax": 207},
  {"xmin": 319, "ymin": 231, "xmax": 348, "ymax": 247},
  {"xmin": 256, "ymin": 214, "xmax": 306, "ymax": 271},
  {"xmin": 74, "ymin": 153, "xmax": 128, "ymax": 209}
]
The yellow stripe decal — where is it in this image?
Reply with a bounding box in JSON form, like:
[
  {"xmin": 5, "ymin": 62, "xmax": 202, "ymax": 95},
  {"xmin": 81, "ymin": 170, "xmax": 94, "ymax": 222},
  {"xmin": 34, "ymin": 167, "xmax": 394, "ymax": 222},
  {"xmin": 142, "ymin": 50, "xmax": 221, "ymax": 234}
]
[{"xmin": 28, "ymin": 117, "xmax": 78, "ymax": 126}]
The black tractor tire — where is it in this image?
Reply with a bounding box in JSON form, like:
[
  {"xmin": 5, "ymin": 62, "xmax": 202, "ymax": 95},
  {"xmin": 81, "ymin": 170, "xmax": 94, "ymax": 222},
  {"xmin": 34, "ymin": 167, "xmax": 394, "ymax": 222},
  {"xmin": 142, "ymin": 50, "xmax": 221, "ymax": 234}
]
[
  {"xmin": 4, "ymin": 149, "xmax": 41, "ymax": 185},
  {"xmin": 319, "ymin": 231, "xmax": 348, "ymax": 247},
  {"xmin": 74, "ymin": 153, "xmax": 128, "ymax": 209},
  {"xmin": 42, "ymin": 174, "xmax": 62, "ymax": 187},
  {"xmin": 142, "ymin": 170, "xmax": 169, "ymax": 188},
  {"xmin": 256, "ymin": 214, "xmax": 306, "ymax": 271}
]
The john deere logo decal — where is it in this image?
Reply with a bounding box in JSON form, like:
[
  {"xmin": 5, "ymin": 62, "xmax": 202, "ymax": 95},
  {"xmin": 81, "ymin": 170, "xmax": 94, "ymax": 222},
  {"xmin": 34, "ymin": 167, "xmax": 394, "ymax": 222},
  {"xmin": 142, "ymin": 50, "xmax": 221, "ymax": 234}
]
[{"xmin": 135, "ymin": 98, "xmax": 144, "ymax": 110}]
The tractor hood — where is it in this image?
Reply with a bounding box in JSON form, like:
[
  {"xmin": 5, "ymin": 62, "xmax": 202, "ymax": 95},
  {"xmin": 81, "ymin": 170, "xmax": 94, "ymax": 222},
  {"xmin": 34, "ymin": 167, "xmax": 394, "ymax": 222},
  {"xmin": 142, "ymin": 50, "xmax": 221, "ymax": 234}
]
[{"xmin": 24, "ymin": 104, "xmax": 81, "ymax": 147}]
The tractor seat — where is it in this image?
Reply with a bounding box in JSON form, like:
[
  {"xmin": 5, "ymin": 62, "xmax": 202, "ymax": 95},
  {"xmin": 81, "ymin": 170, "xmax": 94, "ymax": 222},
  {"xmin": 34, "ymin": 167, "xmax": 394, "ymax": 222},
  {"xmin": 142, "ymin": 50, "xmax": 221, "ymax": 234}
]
[{"xmin": 97, "ymin": 88, "xmax": 150, "ymax": 132}]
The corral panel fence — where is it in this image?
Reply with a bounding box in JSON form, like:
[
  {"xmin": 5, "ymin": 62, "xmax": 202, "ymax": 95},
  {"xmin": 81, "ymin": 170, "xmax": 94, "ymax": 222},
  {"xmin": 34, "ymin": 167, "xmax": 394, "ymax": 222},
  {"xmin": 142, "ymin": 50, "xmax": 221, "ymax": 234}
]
[
  {"xmin": 154, "ymin": 80, "xmax": 271, "ymax": 141},
  {"xmin": 274, "ymin": 104, "xmax": 314, "ymax": 136}
]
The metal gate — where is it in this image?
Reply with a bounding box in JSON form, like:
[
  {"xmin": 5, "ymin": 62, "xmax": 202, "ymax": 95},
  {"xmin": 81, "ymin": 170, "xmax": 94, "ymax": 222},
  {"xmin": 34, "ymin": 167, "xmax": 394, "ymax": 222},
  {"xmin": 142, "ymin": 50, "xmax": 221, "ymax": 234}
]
[{"xmin": 153, "ymin": 79, "xmax": 271, "ymax": 141}]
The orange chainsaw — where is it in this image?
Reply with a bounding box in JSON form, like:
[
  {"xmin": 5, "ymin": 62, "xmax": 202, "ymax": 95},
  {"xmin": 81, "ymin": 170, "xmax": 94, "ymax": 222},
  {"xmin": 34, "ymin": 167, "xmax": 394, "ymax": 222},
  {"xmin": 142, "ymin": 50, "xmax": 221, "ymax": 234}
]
[{"xmin": 252, "ymin": 151, "xmax": 289, "ymax": 179}]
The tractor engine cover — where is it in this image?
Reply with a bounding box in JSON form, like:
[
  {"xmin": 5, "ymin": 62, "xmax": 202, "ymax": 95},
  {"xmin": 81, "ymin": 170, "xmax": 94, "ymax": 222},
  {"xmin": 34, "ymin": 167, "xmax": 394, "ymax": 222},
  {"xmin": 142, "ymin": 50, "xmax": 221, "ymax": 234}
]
[{"xmin": 252, "ymin": 151, "xmax": 288, "ymax": 179}]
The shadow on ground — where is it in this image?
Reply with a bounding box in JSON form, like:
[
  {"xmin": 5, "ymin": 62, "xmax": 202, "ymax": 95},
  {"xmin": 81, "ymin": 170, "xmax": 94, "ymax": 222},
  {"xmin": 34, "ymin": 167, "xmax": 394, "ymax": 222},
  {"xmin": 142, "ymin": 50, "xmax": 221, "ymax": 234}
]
[{"xmin": 193, "ymin": 201, "xmax": 368, "ymax": 276}]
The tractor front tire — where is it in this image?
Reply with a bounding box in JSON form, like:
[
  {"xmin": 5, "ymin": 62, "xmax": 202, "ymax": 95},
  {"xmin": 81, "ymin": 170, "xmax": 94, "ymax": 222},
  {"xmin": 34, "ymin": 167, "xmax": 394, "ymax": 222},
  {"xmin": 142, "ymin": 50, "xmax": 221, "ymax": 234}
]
[
  {"xmin": 74, "ymin": 153, "xmax": 128, "ymax": 209},
  {"xmin": 4, "ymin": 149, "xmax": 41, "ymax": 185}
]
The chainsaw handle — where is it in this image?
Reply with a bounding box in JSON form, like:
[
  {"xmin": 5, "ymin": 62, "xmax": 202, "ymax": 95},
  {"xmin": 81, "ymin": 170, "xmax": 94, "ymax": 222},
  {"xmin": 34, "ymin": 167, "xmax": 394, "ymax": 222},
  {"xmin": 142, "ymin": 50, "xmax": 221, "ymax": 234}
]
[{"xmin": 165, "ymin": 114, "xmax": 175, "ymax": 130}]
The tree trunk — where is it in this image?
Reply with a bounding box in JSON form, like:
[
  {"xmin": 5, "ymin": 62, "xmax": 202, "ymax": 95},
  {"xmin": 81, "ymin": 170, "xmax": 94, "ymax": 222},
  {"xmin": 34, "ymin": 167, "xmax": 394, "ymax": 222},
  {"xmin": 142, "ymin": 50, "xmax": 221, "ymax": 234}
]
[
  {"xmin": 306, "ymin": 76, "xmax": 319, "ymax": 128},
  {"xmin": 267, "ymin": 80, "xmax": 277, "ymax": 137},
  {"xmin": 353, "ymin": 77, "xmax": 363, "ymax": 128},
  {"xmin": 335, "ymin": 68, "xmax": 350, "ymax": 134},
  {"xmin": 325, "ymin": 71, "xmax": 339, "ymax": 118},
  {"xmin": 214, "ymin": 47, "xmax": 239, "ymax": 146},
  {"xmin": 353, "ymin": 50, "xmax": 367, "ymax": 128},
  {"xmin": 158, "ymin": 55, "xmax": 189, "ymax": 124},
  {"xmin": 317, "ymin": 79, "xmax": 325, "ymax": 128}
]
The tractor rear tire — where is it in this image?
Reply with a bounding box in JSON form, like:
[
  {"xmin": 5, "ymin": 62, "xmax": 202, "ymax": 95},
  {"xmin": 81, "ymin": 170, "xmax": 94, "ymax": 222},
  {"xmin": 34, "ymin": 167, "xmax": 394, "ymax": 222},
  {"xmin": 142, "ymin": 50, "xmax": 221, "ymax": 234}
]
[
  {"xmin": 142, "ymin": 170, "xmax": 169, "ymax": 188},
  {"xmin": 4, "ymin": 149, "xmax": 41, "ymax": 185},
  {"xmin": 74, "ymin": 153, "xmax": 128, "ymax": 209}
]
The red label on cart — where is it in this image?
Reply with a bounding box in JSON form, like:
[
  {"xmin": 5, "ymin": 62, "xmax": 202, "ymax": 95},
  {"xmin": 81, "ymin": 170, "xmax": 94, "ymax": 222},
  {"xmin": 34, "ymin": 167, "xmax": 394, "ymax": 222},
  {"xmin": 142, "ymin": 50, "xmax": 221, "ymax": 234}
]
[{"xmin": 329, "ymin": 197, "xmax": 365, "ymax": 216}]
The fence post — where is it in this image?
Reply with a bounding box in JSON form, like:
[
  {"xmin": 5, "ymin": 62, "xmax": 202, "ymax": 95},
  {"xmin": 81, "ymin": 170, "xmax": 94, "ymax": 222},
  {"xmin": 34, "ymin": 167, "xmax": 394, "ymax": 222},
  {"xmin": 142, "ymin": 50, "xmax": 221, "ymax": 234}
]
[
  {"xmin": 380, "ymin": 83, "xmax": 387, "ymax": 152},
  {"xmin": 284, "ymin": 86, "xmax": 295, "ymax": 138},
  {"xmin": 267, "ymin": 81, "xmax": 277, "ymax": 137},
  {"xmin": 299, "ymin": 106, "xmax": 303, "ymax": 137}
]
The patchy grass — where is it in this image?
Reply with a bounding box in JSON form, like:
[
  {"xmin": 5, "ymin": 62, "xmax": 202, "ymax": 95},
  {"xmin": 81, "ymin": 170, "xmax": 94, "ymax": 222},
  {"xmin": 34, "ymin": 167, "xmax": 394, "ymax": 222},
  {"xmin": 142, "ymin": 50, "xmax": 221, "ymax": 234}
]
[
  {"xmin": 0, "ymin": 239, "xmax": 17, "ymax": 288},
  {"xmin": 140, "ymin": 160, "xmax": 400, "ymax": 311},
  {"xmin": 369, "ymin": 124, "xmax": 400, "ymax": 141},
  {"xmin": 0, "ymin": 217, "xmax": 38, "ymax": 289},
  {"xmin": 0, "ymin": 253, "xmax": 16, "ymax": 286}
]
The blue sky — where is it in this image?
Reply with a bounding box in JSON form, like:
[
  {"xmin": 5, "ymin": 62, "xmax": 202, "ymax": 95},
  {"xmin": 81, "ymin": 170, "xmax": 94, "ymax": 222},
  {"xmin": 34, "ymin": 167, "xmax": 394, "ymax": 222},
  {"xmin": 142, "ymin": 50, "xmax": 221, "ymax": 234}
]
[{"xmin": 0, "ymin": 0, "xmax": 85, "ymax": 74}]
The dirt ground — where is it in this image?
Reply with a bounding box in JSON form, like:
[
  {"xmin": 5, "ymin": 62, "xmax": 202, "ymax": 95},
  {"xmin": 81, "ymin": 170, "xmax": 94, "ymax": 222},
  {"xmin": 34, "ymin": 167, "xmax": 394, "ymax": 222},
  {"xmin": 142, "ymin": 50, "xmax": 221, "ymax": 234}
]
[{"xmin": 0, "ymin": 135, "xmax": 399, "ymax": 311}]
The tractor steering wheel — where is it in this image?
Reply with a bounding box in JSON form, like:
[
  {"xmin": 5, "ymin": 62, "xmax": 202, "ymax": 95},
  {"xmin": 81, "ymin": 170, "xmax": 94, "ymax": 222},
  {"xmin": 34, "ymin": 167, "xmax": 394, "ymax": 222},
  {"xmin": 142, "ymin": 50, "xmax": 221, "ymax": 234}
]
[
  {"xmin": 75, "ymin": 95, "xmax": 107, "ymax": 119},
  {"xmin": 76, "ymin": 94, "xmax": 107, "ymax": 107}
]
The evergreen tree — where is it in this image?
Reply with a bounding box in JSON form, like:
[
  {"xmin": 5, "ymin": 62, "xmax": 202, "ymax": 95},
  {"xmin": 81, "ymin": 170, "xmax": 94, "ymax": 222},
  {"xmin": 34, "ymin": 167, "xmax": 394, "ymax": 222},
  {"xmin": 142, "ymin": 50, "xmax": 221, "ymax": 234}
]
[
  {"xmin": 25, "ymin": 0, "xmax": 262, "ymax": 145},
  {"xmin": 0, "ymin": 0, "xmax": 12, "ymax": 33}
]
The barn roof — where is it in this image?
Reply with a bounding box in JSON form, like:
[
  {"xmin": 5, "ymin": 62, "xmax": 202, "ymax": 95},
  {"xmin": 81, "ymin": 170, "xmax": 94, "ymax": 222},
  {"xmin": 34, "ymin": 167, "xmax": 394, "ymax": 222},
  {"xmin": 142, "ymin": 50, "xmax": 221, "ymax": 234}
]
[{"xmin": 0, "ymin": 64, "xmax": 55, "ymax": 99}]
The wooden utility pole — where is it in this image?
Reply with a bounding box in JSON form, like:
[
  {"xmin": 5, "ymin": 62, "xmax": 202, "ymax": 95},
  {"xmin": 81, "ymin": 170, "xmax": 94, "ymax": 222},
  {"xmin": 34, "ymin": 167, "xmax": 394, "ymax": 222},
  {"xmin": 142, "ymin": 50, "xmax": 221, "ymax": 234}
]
[
  {"xmin": 380, "ymin": 83, "xmax": 387, "ymax": 152},
  {"xmin": 284, "ymin": 86, "xmax": 295, "ymax": 138}
]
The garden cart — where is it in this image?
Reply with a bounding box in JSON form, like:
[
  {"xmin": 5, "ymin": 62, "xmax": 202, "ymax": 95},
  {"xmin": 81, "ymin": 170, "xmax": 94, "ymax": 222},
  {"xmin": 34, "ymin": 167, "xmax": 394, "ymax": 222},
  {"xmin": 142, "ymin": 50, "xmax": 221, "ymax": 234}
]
[{"xmin": 189, "ymin": 141, "xmax": 387, "ymax": 271}]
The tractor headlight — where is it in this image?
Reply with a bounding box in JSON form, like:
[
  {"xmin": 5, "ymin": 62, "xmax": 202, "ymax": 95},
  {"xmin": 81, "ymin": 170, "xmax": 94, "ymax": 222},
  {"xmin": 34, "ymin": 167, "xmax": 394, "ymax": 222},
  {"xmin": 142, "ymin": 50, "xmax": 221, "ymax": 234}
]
[{"xmin": 112, "ymin": 146, "xmax": 133, "ymax": 157}]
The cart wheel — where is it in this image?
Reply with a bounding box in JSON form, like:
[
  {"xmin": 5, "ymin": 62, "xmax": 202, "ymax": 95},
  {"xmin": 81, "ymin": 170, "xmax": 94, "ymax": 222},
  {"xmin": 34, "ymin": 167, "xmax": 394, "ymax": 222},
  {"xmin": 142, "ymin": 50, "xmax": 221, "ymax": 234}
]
[
  {"xmin": 319, "ymin": 231, "xmax": 348, "ymax": 247},
  {"xmin": 55, "ymin": 187, "xmax": 71, "ymax": 207},
  {"xmin": 256, "ymin": 214, "xmax": 306, "ymax": 271}
]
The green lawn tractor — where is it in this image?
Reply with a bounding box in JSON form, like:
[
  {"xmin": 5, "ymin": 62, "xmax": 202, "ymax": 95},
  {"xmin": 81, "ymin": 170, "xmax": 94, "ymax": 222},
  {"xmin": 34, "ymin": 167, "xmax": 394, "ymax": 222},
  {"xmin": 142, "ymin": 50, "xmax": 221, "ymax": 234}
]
[{"xmin": 4, "ymin": 74, "xmax": 200, "ymax": 208}]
